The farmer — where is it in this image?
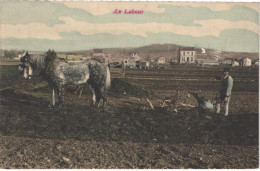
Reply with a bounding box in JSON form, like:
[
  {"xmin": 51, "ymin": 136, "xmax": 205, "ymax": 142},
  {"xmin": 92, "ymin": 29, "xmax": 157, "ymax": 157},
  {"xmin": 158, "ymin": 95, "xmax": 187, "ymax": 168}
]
[{"xmin": 215, "ymin": 68, "xmax": 233, "ymax": 116}]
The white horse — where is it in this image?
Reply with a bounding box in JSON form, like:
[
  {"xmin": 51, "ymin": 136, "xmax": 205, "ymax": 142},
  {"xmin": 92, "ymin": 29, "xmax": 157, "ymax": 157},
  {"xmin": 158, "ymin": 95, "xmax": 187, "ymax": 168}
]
[{"xmin": 19, "ymin": 50, "xmax": 111, "ymax": 108}]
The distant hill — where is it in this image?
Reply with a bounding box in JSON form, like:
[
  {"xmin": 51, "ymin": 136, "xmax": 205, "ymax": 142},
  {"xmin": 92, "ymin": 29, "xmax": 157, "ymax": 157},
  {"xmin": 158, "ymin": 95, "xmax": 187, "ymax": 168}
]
[
  {"xmin": 105, "ymin": 44, "xmax": 179, "ymax": 53},
  {"xmin": 2, "ymin": 44, "xmax": 258, "ymax": 61},
  {"xmin": 103, "ymin": 44, "xmax": 259, "ymax": 61},
  {"xmin": 221, "ymin": 52, "xmax": 259, "ymax": 60},
  {"xmin": 104, "ymin": 44, "xmax": 180, "ymax": 61}
]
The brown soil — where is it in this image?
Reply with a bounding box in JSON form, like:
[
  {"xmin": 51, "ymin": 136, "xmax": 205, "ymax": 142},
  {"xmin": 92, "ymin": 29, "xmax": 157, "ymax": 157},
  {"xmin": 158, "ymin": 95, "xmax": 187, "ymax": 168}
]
[{"xmin": 0, "ymin": 65, "xmax": 258, "ymax": 169}]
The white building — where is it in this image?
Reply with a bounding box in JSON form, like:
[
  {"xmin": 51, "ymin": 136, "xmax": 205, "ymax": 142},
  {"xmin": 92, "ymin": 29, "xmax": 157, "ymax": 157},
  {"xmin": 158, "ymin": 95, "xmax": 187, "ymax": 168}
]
[
  {"xmin": 179, "ymin": 47, "xmax": 196, "ymax": 64},
  {"xmin": 157, "ymin": 57, "xmax": 166, "ymax": 64},
  {"xmin": 232, "ymin": 60, "xmax": 239, "ymax": 67},
  {"xmin": 140, "ymin": 60, "xmax": 150, "ymax": 69},
  {"xmin": 132, "ymin": 53, "xmax": 140, "ymax": 61},
  {"xmin": 240, "ymin": 58, "xmax": 252, "ymax": 66},
  {"xmin": 223, "ymin": 58, "xmax": 233, "ymax": 65}
]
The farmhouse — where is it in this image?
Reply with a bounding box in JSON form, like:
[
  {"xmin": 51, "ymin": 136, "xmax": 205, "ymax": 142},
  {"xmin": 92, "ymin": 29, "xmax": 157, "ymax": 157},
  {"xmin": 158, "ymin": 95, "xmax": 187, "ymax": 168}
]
[
  {"xmin": 141, "ymin": 61, "xmax": 150, "ymax": 69},
  {"xmin": 92, "ymin": 49, "xmax": 105, "ymax": 57},
  {"xmin": 131, "ymin": 52, "xmax": 141, "ymax": 61},
  {"xmin": 223, "ymin": 58, "xmax": 233, "ymax": 65},
  {"xmin": 179, "ymin": 47, "xmax": 196, "ymax": 64},
  {"xmin": 157, "ymin": 57, "xmax": 166, "ymax": 64},
  {"xmin": 239, "ymin": 58, "xmax": 252, "ymax": 67},
  {"xmin": 170, "ymin": 59, "xmax": 178, "ymax": 65},
  {"xmin": 136, "ymin": 60, "xmax": 150, "ymax": 69},
  {"xmin": 232, "ymin": 60, "xmax": 239, "ymax": 67},
  {"xmin": 122, "ymin": 58, "xmax": 136, "ymax": 68},
  {"xmin": 252, "ymin": 59, "xmax": 259, "ymax": 66},
  {"xmin": 92, "ymin": 49, "xmax": 111, "ymax": 64},
  {"xmin": 92, "ymin": 49, "xmax": 105, "ymax": 62}
]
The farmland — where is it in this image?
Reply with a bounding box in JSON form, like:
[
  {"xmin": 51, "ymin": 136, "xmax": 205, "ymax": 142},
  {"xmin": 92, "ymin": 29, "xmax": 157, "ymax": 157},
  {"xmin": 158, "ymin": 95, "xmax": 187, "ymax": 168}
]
[{"xmin": 0, "ymin": 63, "xmax": 258, "ymax": 168}]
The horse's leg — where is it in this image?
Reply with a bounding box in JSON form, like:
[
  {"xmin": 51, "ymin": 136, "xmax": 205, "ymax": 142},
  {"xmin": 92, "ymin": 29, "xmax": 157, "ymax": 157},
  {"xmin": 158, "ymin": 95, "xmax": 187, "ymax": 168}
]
[
  {"xmin": 102, "ymin": 96, "xmax": 107, "ymax": 108},
  {"xmin": 52, "ymin": 89, "xmax": 56, "ymax": 106},
  {"xmin": 58, "ymin": 87, "xmax": 64, "ymax": 107},
  {"xmin": 49, "ymin": 89, "xmax": 55, "ymax": 107},
  {"xmin": 93, "ymin": 87, "xmax": 102, "ymax": 108},
  {"xmin": 89, "ymin": 85, "xmax": 96, "ymax": 106},
  {"xmin": 79, "ymin": 87, "xmax": 83, "ymax": 99},
  {"xmin": 95, "ymin": 92, "xmax": 101, "ymax": 108},
  {"xmin": 100, "ymin": 86, "xmax": 107, "ymax": 108}
]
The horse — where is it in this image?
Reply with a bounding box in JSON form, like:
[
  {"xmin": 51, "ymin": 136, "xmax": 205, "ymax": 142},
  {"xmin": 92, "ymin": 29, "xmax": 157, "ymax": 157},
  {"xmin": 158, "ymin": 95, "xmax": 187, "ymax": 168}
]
[{"xmin": 19, "ymin": 50, "xmax": 111, "ymax": 108}]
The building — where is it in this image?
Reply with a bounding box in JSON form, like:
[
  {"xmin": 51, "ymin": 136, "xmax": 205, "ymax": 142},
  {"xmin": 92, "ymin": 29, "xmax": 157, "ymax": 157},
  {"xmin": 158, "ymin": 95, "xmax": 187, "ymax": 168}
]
[
  {"xmin": 223, "ymin": 58, "xmax": 233, "ymax": 65},
  {"xmin": 179, "ymin": 47, "xmax": 196, "ymax": 64},
  {"xmin": 139, "ymin": 60, "xmax": 150, "ymax": 69},
  {"xmin": 157, "ymin": 57, "xmax": 166, "ymax": 64},
  {"xmin": 92, "ymin": 49, "xmax": 111, "ymax": 64},
  {"xmin": 121, "ymin": 58, "xmax": 135, "ymax": 68},
  {"xmin": 131, "ymin": 53, "xmax": 140, "ymax": 61},
  {"xmin": 170, "ymin": 59, "xmax": 178, "ymax": 65},
  {"xmin": 240, "ymin": 58, "xmax": 252, "ymax": 67},
  {"xmin": 92, "ymin": 49, "xmax": 105, "ymax": 57},
  {"xmin": 232, "ymin": 60, "xmax": 239, "ymax": 67},
  {"xmin": 252, "ymin": 59, "xmax": 259, "ymax": 66},
  {"xmin": 92, "ymin": 49, "xmax": 104, "ymax": 62}
]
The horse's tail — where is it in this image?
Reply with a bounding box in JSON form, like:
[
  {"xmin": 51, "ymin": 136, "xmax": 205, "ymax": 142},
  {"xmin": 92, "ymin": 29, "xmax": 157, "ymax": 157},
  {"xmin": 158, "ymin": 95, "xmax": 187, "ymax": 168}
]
[{"xmin": 105, "ymin": 65, "xmax": 111, "ymax": 89}]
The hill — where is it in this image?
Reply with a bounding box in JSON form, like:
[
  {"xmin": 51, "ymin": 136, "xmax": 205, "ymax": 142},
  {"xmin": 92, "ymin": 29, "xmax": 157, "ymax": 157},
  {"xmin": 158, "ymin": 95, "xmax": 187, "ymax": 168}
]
[
  {"xmin": 103, "ymin": 44, "xmax": 259, "ymax": 61},
  {"xmin": 3, "ymin": 44, "xmax": 258, "ymax": 61}
]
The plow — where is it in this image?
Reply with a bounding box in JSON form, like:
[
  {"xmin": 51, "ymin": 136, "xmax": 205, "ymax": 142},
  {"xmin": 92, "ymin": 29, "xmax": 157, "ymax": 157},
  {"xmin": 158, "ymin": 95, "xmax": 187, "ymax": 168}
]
[{"xmin": 160, "ymin": 90, "xmax": 216, "ymax": 113}]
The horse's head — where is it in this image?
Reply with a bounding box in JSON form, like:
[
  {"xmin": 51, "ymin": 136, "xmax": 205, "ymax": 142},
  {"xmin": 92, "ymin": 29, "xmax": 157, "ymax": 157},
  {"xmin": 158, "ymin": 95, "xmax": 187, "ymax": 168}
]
[{"xmin": 19, "ymin": 51, "xmax": 33, "ymax": 79}]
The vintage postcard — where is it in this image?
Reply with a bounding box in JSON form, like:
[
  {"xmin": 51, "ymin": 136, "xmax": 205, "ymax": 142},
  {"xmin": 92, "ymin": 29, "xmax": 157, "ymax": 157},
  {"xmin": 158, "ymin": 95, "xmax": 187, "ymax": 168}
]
[{"xmin": 0, "ymin": 0, "xmax": 259, "ymax": 169}]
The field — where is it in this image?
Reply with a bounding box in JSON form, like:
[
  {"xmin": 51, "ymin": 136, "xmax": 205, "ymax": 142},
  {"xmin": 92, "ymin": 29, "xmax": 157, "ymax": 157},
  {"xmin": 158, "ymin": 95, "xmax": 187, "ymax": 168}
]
[{"xmin": 0, "ymin": 63, "xmax": 259, "ymax": 168}]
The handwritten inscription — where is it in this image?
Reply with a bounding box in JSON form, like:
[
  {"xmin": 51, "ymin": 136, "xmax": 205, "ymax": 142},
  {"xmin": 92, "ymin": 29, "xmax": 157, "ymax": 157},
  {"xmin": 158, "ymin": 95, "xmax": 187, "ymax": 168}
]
[{"xmin": 113, "ymin": 9, "xmax": 144, "ymax": 14}]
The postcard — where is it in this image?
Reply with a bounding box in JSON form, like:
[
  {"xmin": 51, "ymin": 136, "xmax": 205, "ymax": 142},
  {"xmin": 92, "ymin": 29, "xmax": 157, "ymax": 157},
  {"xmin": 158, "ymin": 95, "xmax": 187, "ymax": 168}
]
[{"xmin": 0, "ymin": 0, "xmax": 259, "ymax": 169}]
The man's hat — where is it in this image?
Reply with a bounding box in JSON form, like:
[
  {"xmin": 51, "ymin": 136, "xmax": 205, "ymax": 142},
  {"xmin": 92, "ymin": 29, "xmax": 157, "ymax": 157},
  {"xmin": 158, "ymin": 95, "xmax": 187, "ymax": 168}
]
[{"xmin": 223, "ymin": 68, "xmax": 230, "ymax": 72}]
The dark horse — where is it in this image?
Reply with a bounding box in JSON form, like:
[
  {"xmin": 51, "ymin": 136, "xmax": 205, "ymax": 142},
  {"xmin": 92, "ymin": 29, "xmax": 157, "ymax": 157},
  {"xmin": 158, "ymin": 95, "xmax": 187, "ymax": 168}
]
[{"xmin": 19, "ymin": 50, "xmax": 111, "ymax": 108}]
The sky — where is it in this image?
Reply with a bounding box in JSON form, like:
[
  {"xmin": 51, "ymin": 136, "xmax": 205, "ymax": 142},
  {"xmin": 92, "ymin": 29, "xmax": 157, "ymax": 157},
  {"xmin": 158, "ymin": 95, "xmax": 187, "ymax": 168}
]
[{"xmin": 0, "ymin": 1, "xmax": 259, "ymax": 52}]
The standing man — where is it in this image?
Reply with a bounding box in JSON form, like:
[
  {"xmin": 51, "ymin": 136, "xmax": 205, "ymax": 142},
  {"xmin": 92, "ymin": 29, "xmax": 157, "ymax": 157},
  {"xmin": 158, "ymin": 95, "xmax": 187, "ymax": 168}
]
[{"xmin": 216, "ymin": 68, "xmax": 233, "ymax": 116}]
